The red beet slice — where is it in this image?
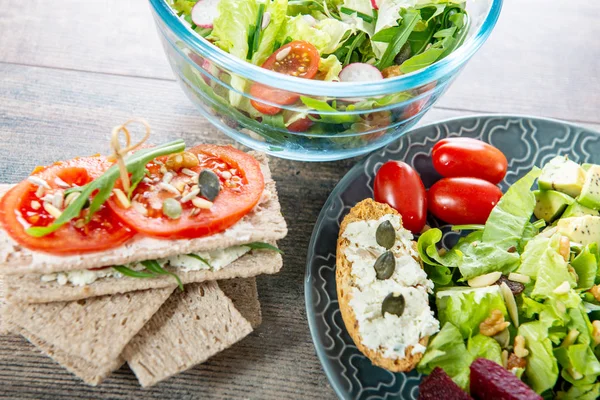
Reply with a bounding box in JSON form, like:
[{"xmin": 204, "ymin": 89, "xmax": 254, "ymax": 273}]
[
  {"xmin": 470, "ymin": 358, "xmax": 542, "ymax": 400},
  {"xmin": 419, "ymin": 367, "xmax": 473, "ymax": 400}
]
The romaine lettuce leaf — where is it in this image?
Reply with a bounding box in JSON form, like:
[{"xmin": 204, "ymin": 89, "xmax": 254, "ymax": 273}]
[
  {"xmin": 572, "ymin": 243, "xmax": 598, "ymax": 291},
  {"xmin": 416, "ymin": 228, "xmax": 459, "ymax": 285},
  {"xmin": 209, "ymin": 0, "xmax": 259, "ymax": 106},
  {"xmin": 279, "ymin": 15, "xmax": 352, "ymax": 54},
  {"xmin": 556, "ymin": 383, "xmax": 600, "ymax": 400},
  {"xmin": 531, "ymin": 242, "xmax": 576, "ymax": 300},
  {"xmin": 170, "ymin": 0, "xmax": 197, "ymax": 14},
  {"xmin": 567, "ymin": 307, "xmax": 593, "ymax": 347},
  {"xmin": 555, "ymin": 343, "xmax": 600, "ymax": 386},
  {"xmin": 482, "ymin": 168, "xmax": 541, "ymax": 247},
  {"xmin": 252, "ymin": 0, "xmax": 289, "ymax": 66},
  {"xmin": 467, "ymin": 334, "xmax": 502, "ymax": 365},
  {"xmin": 436, "ymin": 286, "xmax": 507, "ymax": 339},
  {"xmin": 417, "ymin": 322, "xmax": 472, "ymax": 389},
  {"xmin": 518, "ymin": 321, "xmax": 559, "ymax": 394},
  {"xmin": 517, "ymin": 234, "xmax": 560, "ymax": 279}
]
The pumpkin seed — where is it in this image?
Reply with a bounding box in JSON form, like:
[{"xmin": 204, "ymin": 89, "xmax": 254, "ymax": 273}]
[
  {"xmin": 198, "ymin": 169, "xmax": 220, "ymax": 201},
  {"xmin": 382, "ymin": 293, "xmax": 405, "ymax": 317},
  {"xmin": 162, "ymin": 198, "xmax": 182, "ymax": 219},
  {"xmin": 375, "ymin": 220, "xmax": 395, "ymax": 249},
  {"xmin": 374, "ymin": 251, "xmax": 395, "ymax": 280}
]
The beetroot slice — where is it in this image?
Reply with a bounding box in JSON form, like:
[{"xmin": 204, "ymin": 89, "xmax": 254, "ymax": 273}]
[
  {"xmin": 470, "ymin": 358, "xmax": 541, "ymax": 400},
  {"xmin": 418, "ymin": 367, "xmax": 473, "ymax": 400}
]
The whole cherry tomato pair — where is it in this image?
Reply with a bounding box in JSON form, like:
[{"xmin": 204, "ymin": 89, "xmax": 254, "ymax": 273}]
[{"xmin": 374, "ymin": 138, "xmax": 508, "ymax": 232}]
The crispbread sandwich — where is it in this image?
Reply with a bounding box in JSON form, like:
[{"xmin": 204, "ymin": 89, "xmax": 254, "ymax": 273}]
[
  {"xmin": 336, "ymin": 199, "xmax": 439, "ymax": 372},
  {"xmin": 0, "ymin": 137, "xmax": 287, "ymax": 304}
]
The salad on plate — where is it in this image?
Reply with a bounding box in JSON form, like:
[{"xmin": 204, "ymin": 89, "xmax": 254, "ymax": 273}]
[
  {"xmin": 166, "ymin": 0, "xmax": 469, "ymax": 140},
  {"xmin": 338, "ymin": 138, "xmax": 600, "ymax": 399}
]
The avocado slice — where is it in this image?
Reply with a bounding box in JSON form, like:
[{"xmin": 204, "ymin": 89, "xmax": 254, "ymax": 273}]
[
  {"xmin": 556, "ymin": 215, "xmax": 600, "ymax": 246},
  {"xmin": 538, "ymin": 156, "xmax": 586, "ymax": 197},
  {"xmin": 577, "ymin": 165, "xmax": 600, "ymax": 209},
  {"xmin": 533, "ymin": 190, "xmax": 574, "ymax": 223},
  {"xmin": 562, "ymin": 202, "xmax": 600, "ymax": 218}
]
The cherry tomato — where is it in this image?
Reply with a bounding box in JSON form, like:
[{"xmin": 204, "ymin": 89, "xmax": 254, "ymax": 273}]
[
  {"xmin": 107, "ymin": 145, "xmax": 264, "ymax": 239},
  {"xmin": 432, "ymin": 138, "xmax": 508, "ymax": 184},
  {"xmin": 428, "ymin": 177, "xmax": 503, "ymax": 225},
  {"xmin": 374, "ymin": 161, "xmax": 427, "ymax": 233},
  {"xmin": 287, "ymin": 116, "xmax": 314, "ymax": 132},
  {"xmin": 250, "ymin": 41, "xmax": 320, "ymax": 115},
  {"xmin": 0, "ymin": 157, "xmax": 135, "ymax": 255}
]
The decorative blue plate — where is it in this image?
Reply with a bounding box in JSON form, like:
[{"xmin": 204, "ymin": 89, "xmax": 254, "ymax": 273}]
[{"xmin": 304, "ymin": 115, "xmax": 600, "ymax": 400}]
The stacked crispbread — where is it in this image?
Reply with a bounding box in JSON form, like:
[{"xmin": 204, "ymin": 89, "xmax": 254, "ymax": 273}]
[{"xmin": 0, "ymin": 153, "xmax": 287, "ymax": 386}]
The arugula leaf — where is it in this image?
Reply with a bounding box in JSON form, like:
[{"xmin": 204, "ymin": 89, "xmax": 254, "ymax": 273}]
[
  {"xmin": 300, "ymin": 97, "xmax": 360, "ymax": 124},
  {"xmin": 26, "ymin": 140, "xmax": 186, "ymax": 237},
  {"xmin": 112, "ymin": 265, "xmax": 158, "ymax": 279},
  {"xmin": 377, "ymin": 9, "xmax": 421, "ymax": 70},
  {"xmin": 339, "ymin": 6, "xmax": 374, "ymax": 23},
  {"xmin": 244, "ymin": 242, "xmax": 284, "ymax": 254},
  {"xmin": 141, "ymin": 260, "xmax": 184, "ymax": 291},
  {"xmin": 187, "ymin": 253, "xmax": 212, "ymax": 267}
]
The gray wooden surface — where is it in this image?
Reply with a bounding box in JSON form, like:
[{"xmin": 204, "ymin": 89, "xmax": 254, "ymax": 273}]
[{"xmin": 0, "ymin": 0, "xmax": 598, "ymax": 398}]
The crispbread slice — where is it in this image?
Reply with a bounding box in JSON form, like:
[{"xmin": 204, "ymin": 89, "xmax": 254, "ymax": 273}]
[
  {"xmin": 336, "ymin": 199, "xmax": 428, "ymax": 372},
  {"xmin": 124, "ymin": 281, "xmax": 253, "ymax": 387},
  {"xmin": 219, "ymin": 277, "xmax": 261, "ymax": 328},
  {"xmin": 4, "ymin": 287, "xmax": 175, "ymax": 366},
  {"xmin": 10, "ymin": 324, "xmax": 124, "ymax": 386},
  {"xmin": 5, "ymin": 250, "xmax": 282, "ymax": 304},
  {"xmin": 0, "ymin": 153, "xmax": 288, "ymax": 276}
]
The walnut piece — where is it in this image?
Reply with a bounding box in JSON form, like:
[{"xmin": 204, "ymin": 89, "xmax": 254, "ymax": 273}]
[
  {"xmin": 589, "ymin": 285, "xmax": 600, "ymax": 302},
  {"xmin": 513, "ymin": 335, "xmax": 529, "ymax": 358},
  {"xmin": 507, "ymin": 353, "xmax": 527, "ymax": 370},
  {"xmin": 479, "ymin": 309, "xmax": 510, "ymax": 336},
  {"xmin": 381, "ymin": 65, "xmax": 403, "ymax": 78}
]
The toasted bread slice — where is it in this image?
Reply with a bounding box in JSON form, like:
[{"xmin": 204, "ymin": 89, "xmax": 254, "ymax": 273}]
[{"xmin": 336, "ymin": 199, "xmax": 429, "ymax": 372}]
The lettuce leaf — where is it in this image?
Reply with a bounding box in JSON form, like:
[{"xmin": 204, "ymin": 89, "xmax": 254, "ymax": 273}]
[
  {"xmin": 572, "ymin": 243, "xmax": 598, "ymax": 291},
  {"xmin": 209, "ymin": 0, "xmax": 259, "ymax": 106},
  {"xmin": 518, "ymin": 321, "xmax": 559, "ymax": 394},
  {"xmin": 467, "ymin": 334, "xmax": 502, "ymax": 365},
  {"xmin": 436, "ymin": 286, "xmax": 507, "ymax": 339},
  {"xmin": 531, "ymin": 241, "xmax": 576, "ymax": 300},
  {"xmin": 416, "ymin": 228, "xmax": 460, "ymax": 285},
  {"xmin": 251, "ymin": 0, "xmax": 289, "ymax": 66},
  {"xmin": 318, "ymin": 54, "xmax": 343, "ymax": 81},
  {"xmin": 517, "ymin": 234, "xmax": 560, "ymax": 279},
  {"xmin": 555, "ymin": 344, "xmax": 600, "ymax": 386},
  {"xmin": 417, "ymin": 322, "xmax": 472, "ymax": 389},
  {"xmin": 556, "ymin": 383, "xmax": 600, "ymax": 400},
  {"xmin": 279, "ymin": 15, "xmax": 352, "ymax": 54}
]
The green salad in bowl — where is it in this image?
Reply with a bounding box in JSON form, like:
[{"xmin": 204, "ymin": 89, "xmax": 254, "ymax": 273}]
[{"xmin": 150, "ymin": 0, "xmax": 501, "ymax": 160}]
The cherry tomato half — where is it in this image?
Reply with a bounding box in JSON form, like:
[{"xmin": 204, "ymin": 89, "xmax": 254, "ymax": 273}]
[
  {"xmin": 250, "ymin": 41, "xmax": 320, "ymax": 115},
  {"xmin": 374, "ymin": 161, "xmax": 427, "ymax": 234},
  {"xmin": 428, "ymin": 177, "xmax": 503, "ymax": 225},
  {"xmin": 287, "ymin": 116, "xmax": 314, "ymax": 132},
  {"xmin": 432, "ymin": 138, "xmax": 508, "ymax": 184}
]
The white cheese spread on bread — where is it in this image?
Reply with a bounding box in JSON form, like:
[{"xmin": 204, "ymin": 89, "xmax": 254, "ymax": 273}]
[{"xmin": 342, "ymin": 215, "xmax": 439, "ymax": 358}]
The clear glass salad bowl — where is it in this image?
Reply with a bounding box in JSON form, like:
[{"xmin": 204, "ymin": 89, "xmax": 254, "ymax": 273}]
[{"xmin": 149, "ymin": 0, "xmax": 502, "ymax": 161}]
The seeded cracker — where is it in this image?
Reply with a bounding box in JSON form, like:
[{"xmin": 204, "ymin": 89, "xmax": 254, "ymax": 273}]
[
  {"xmin": 124, "ymin": 282, "xmax": 253, "ymax": 387},
  {"xmin": 4, "ymin": 287, "xmax": 175, "ymax": 366}
]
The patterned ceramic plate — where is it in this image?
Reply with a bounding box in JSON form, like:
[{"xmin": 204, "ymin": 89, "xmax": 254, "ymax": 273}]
[{"xmin": 304, "ymin": 115, "xmax": 600, "ymax": 400}]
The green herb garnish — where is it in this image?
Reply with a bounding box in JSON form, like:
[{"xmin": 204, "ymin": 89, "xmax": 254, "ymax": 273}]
[
  {"xmin": 26, "ymin": 140, "xmax": 186, "ymax": 237},
  {"xmin": 142, "ymin": 260, "xmax": 184, "ymax": 290},
  {"xmin": 187, "ymin": 253, "xmax": 212, "ymax": 267},
  {"xmin": 244, "ymin": 242, "xmax": 284, "ymax": 254}
]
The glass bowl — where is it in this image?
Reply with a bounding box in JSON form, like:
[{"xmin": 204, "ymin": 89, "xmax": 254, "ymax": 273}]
[{"xmin": 149, "ymin": 0, "xmax": 503, "ymax": 161}]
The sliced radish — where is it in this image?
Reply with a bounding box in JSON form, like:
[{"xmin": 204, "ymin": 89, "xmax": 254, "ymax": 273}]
[
  {"xmin": 191, "ymin": 0, "xmax": 219, "ymax": 29},
  {"xmin": 339, "ymin": 63, "xmax": 383, "ymax": 82}
]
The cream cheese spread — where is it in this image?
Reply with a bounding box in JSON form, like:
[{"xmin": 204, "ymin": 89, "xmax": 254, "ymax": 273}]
[
  {"xmin": 40, "ymin": 245, "xmax": 251, "ymax": 287},
  {"xmin": 342, "ymin": 215, "xmax": 439, "ymax": 358}
]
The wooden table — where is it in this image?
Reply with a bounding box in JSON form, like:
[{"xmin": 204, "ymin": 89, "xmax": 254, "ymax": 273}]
[{"xmin": 0, "ymin": 0, "xmax": 598, "ymax": 398}]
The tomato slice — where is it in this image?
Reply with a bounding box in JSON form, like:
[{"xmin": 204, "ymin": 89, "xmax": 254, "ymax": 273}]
[
  {"xmin": 0, "ymin": 157, "xmax": 136, "ymax": 255},
  {"xmin": 250, "ymin": 41, "xmax": 320, "ymax": 115},
  {"xmin": 107, "ymin": 145, "xmax": 265, "ymax": 239}
]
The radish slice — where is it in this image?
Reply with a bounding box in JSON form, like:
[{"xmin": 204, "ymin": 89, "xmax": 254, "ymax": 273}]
[
  {"xmin": 191, "ymin": 0, "xmax": 219, "ymax": 28},
  {"xmin": 339, "ymin": 63, "xmax": 383, "ymax": 82}
]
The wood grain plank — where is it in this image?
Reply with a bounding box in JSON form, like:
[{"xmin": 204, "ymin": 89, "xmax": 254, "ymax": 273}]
[
  {"xmin": 1, "ymin": 0, "xmax": 599, "ymax": 123},
  {"xmin": 0, "ymin": 63, "xmax": 487, "ymax": 399}
]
